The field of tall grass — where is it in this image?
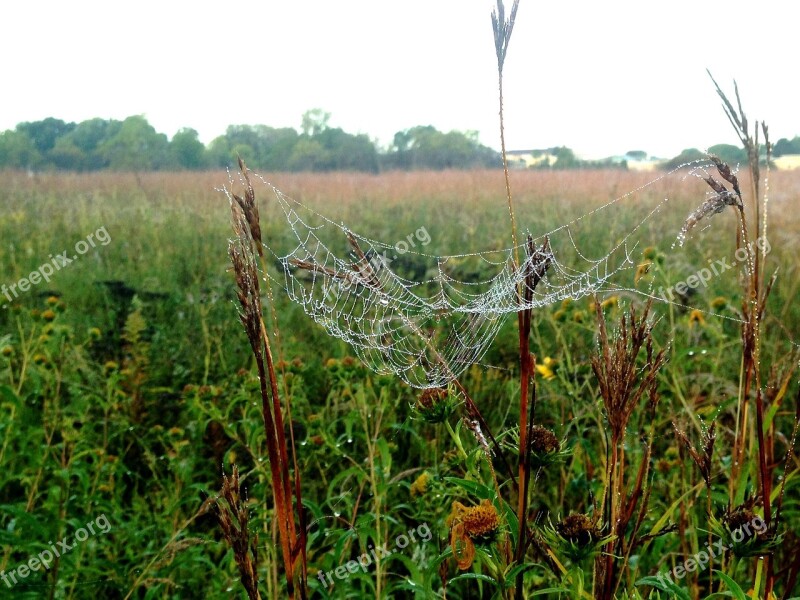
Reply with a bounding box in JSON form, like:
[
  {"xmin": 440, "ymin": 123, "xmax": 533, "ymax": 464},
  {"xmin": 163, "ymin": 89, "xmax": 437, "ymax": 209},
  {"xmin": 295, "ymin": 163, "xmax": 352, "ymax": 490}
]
[{"xmin": 1, "ymin": 163, "xmax": 799, "ymax": 599}]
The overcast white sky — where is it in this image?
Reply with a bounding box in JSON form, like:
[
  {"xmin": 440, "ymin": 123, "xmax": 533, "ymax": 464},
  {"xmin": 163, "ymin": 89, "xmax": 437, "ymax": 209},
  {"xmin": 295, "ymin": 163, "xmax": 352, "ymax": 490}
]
[{"xmin": 2, "ymin": 1, "xmax": 798, "ymax": 159}]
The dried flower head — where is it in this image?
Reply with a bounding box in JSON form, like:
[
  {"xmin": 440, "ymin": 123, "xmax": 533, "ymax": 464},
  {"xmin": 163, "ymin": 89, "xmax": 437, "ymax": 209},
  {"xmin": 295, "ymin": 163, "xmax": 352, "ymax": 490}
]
[
  {"xmin": 542, "ymin": 513, "xmax": 612, "ymax": 563},
  {"xmin": 556, "ymin": 514, "xmax": 596, "ymax": 547},
  {"xmin": 447, "ymin": 498, "xmax": 501, "ymax": 570},
  {"xmin": 413, "ymin": 387, "xmax": 458, "ymax": 423},
  {"xmin": 708, "ymin": 505, "xmax": 781, "ymax": 559},
  {"xmin": 529, "ymin": 425, "xmax": 559, "ymax": 454}
]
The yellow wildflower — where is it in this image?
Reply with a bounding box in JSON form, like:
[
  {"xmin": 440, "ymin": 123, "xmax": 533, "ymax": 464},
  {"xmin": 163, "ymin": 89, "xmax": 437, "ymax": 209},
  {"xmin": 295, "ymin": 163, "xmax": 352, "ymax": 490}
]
[
  {"xmin": 601, "ymin": 296, "xmax": 619, "ymax": 309},
  {"xmin": 635, "ymin": 261, "xmax": 652, "ymax": 284},
  {"xmin": 689, "ymin": 309, "xmax": 706, "ymax": 327},
  {"xmin": 711, "ymin": 296, "xmax": 727, "ymax": 310},
  {"xmin": 535, "ymin": 357, "xmax": 556, "ymax": 381},
  {"xmin": 410, "ymin": 472, "xmax": 430, "ymax": 497}
]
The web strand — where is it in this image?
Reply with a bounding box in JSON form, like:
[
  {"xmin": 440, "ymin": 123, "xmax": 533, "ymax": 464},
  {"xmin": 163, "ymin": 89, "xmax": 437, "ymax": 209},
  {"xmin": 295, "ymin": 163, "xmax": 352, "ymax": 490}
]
[{"xmin": 222, "ymin": 166, "xmax": 743, "ymax": 388}]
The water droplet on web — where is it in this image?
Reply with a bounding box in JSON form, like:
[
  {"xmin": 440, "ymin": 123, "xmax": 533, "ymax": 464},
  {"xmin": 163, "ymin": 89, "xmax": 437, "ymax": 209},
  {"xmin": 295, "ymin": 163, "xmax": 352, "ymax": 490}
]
[{"xmin": 254, "ymin": 168, "xmax": 706, "ymax": 388}]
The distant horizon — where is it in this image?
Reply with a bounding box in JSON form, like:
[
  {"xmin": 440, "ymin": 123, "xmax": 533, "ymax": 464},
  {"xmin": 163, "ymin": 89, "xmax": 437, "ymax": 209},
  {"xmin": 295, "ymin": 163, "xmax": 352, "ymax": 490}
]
[{"xmin": 5, "ymin": 113, "xmax": 796, "ymax": 165}]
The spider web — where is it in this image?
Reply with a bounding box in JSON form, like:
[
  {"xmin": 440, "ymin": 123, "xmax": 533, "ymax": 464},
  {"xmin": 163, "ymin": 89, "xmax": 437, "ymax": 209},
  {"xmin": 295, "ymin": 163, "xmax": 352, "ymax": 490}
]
[{"xmin": 224, "ymin": 169, "xmax": 706, "ymax": 389}]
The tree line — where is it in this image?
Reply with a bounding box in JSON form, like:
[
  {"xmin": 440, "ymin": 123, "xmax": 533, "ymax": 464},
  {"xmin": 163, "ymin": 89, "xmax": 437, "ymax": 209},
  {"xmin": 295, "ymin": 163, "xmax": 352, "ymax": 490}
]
[
  {"xmin": 0, "ymin": 110, "xmax": 500, "ymax": 172},
  {"xmin": 2, "ymin": 111, "xmax": 796, "ymax": 173}
]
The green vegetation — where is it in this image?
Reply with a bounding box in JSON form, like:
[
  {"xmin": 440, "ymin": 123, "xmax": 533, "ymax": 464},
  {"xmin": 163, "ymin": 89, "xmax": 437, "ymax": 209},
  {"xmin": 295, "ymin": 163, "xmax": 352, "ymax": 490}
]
[
  {"xmin": 5, "ymin": 114, "xmax": 793, "ymax": 175},
  {"xmin": 0, "ymin": 112, "xmax": 499, "ymax": 173},
  {"xmin": 773, "ymin": 135, "xmax": 800, "ymax": 157},
  {"xmin": 0, "ymin": 164, "xmax": 798, "ymax": 598}
]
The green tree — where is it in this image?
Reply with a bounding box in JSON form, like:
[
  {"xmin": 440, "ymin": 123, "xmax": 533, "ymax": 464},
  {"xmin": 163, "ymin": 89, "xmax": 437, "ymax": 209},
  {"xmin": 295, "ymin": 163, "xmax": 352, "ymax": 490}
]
[
  {"xmin": 63, "ymin": 118, "xmax": 123, "ymax": 169},
  {"xmin": 625, "ymin": 150, "xmax": 647, "ymax": 160},
  {"xmin": 708, "ymin": 143, "xmax": 747, "ymax": 165},
  {"xmin": 386, "ymin": 126, "xmax": 498, "ymax": 170},
  {"xmin": 99, "ymin": 116, "xmax": 169, "ymax": 170},
  {"xmin": 0, "ymin": 130, "xmax": 41, "ymax": 168},
  {"xmin": 773, "ymin": 136, "xmax": 800, "ymax": 157},
  {"xmin": 207, "ymin": 136, "xmax": 233, "ymax": 167},
  {"xmin": 170, "ymin": 128, "xmax": 207, "ymax": 170},
  {"xmin": 16, "ymin": 117, "xmax": 75, "ymax": 156},
  {"xmin": 552, "ymin": 146, "xmax": 578, "ymax": 169},
  {"xmin": 663, "ymin": 148, "xmax": 705, "ymax": 170},
  {"xmin": 287, "ymin": 138, "xmax": 329, "ymax": 171},
  {"xmin": 49, "ymin": 137, "xmax": 86, "ymax": 170},
  {"xmin": 313, "ymin": 128, "xmax": 379, "ymax": 172},
  {"xmin": 208, "ymin": 125, "xmax": 300, "ymax": 169}
]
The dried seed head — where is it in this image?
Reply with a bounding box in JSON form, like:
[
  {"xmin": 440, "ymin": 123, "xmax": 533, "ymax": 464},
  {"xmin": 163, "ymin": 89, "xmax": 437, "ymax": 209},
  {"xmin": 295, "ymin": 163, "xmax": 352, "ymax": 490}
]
[
  {"xmin": 215, "ymin": 466, "xmax": 261, "ymax": 600},
  {"xmin": 556, "ymin": 514, "xmax": 596, "ymax": 547},
  {"xmin": 725, "ymin": 507, "xmax": 759, "ymax": 539},
  {"xmin": 414, "ymin": 388, "xmax": 457, "ymax": 423},
  {"xmin": 592, "ymin": 300, "xmax": 666, "ymax": 442},
  {"xmin": 678, "ymin": 158, "xmax": 743, "ymax": 244},
  {"xmin": 529, "ymin": 425, "xmax": 559, "ymax": 454},
  {"xmin": 491, "ymin": 0, "xmax": 520, "ymax": 74},
  {"xmin": 232, "ymin": 157, "xmax": 263, "ymax": 256},
  {"xmin": 673, "ymin": 421, "xmax": 715, "ymax": 486}
]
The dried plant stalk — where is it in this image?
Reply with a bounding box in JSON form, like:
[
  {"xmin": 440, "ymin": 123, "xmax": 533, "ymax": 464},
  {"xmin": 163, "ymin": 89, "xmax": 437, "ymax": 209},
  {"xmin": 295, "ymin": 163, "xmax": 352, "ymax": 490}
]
[
  {"xmin": 215, "ymin": 466, "xmax": 262, "ymax": 600},
  {"xmin": 227, "ymin": 160, "xmax": 306, "ymax": 599}
]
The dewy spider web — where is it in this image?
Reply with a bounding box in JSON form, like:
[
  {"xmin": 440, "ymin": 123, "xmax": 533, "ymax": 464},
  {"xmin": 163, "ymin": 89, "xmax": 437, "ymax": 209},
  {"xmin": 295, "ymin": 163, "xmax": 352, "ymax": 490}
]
[{"xmin": 224, "ymin": 166, "xmax": 720, "ymax": 389}]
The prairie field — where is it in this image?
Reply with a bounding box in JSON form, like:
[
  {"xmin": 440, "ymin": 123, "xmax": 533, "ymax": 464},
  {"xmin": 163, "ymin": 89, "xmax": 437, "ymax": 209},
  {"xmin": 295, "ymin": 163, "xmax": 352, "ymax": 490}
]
[{"xmin": 1, "ymin": 167, "xmax": 800, "ymax": 599}]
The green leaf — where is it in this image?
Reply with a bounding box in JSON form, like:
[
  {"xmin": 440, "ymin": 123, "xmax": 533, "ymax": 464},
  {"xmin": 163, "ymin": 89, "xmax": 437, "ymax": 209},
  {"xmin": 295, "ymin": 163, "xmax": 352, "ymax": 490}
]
[
  {"xmin": 635, "ymin": 575, "xmax": 691, "ymax": 600},
  {"xmin": 425, "ymin": 547, "xmax": 453, "ymax": 595},
  {"xmin": 647, "ymin": 482, "xmax": 704, "ymax": 537},
  {"xmin": 504, "ymin": 561, "xmax": 543, "ymax": 585},
  {"xmin": 714, "ymin": 570, "xmax": 748, "ymax": 600},
  {"xmin": 527, "ymin": 588, "xmax": 571, "ymax": 597},
  {"xmin": 443, "ymin": 477, "xmax": 495, "ymax": 500},
  {"xmin": 0, "ymin": 384, "xmax": 19, "ymax": 403},
  {"xmin": 448, "ymin": 572, "xmax": 498, "ymax": 586}
]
